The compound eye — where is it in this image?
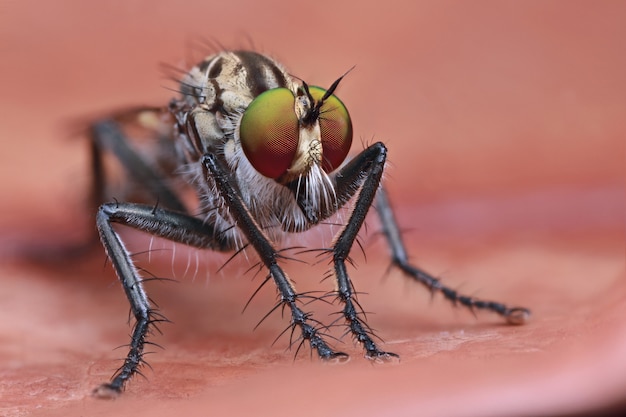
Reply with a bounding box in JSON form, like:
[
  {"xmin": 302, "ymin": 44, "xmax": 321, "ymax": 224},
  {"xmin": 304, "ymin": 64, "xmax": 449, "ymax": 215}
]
[
  {"xmin": 240, "ymin": 88, "xmax": 298, "ymax": 179},
  {"xmin": 309, "ymin": 86, "xmax": 353, "ymax": 173}
]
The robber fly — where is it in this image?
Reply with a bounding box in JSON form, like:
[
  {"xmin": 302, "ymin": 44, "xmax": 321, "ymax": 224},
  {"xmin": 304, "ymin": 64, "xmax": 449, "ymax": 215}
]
[{"xmin": 89, "ymin": 50, "xmax": 530, "ymax": 397}]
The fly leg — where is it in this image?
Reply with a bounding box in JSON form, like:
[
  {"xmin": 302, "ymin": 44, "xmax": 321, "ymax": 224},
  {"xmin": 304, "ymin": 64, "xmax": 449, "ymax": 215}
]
[
  {"xmin": 94, "ymin": 202, "xmax": 233, "ymax": 397},
  {"xmin": 202, "ymin": 154, "xmax": 348, "ymax": 362},
  {"xmin": 90, "ymin": 118, "xmax": 187, "ymax": 212},
  {"xmin": 375, "ymin": 187, "xmax": 531, "ymax": 324},
  {"xmin": 331, "ymin": 142, "xmax": 398, "ymax": 360}
]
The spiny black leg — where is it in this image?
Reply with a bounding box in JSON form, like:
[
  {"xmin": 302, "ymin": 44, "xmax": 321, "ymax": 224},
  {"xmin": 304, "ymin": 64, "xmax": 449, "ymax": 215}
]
[
  {"xmin": 375, "ymin": 187, "xmax": 530, "ymax": 325},
  {"xmin": 202, "ymin": 154, "xmax": 347, "ymax": 361},
  {"xmin": 90, "ymin": 120, "xmax": 188, "ymax": 213},
  {"xmin": 332, "ymin": 142, "xmax": 398, "ymax": 360},
  {"xmin": 95, "ymin": 204, "xmax": 152, "ymax": 396},
  {"xmin": 94, "ymin": 202, "xmax": 235, "ymax": 396}
]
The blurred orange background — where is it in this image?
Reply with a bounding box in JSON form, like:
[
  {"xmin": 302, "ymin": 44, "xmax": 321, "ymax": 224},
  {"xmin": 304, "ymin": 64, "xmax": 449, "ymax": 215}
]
[{"xmin": 1, "ymin": 1, "xmax": 624, "ymax": 416}]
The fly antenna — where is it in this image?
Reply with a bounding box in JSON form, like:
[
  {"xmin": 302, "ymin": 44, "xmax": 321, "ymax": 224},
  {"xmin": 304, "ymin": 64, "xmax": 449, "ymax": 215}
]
[{"xmin": 321, "ymin": 65, "xmax": 356, "ymax": 102}]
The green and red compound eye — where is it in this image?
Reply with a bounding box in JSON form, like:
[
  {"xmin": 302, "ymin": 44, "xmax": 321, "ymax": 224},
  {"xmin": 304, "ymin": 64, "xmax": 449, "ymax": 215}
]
[
  {"xmin": 308, "ymin": 86, "xmax": 353, "ymax": 173},
  {"xmin": 239, "ymin": 86, "xmax": 353, "ymax": 179},
  {"xmin": 239, "ymin": 88, "xmax": 299, "ymax": 179}
]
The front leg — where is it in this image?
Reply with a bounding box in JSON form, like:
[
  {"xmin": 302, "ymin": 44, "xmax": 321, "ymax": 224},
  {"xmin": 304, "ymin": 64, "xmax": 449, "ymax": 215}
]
[
  {"xmin": 201, "ymin": 154, "xmax": 348, "ymax": 361},
  {"xmin": 375, "ymin": 186, "xmax": 531, "ymax": 324},
  {"xmin": 332, "ymin": 142, "xmax": 398, "ymax": 359}
]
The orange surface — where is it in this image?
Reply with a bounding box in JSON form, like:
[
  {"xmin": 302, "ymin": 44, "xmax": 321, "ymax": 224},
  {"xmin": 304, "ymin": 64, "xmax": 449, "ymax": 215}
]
[{"xmin": 1, "ymin": 1, "xmax": 624, "ymax": 416}]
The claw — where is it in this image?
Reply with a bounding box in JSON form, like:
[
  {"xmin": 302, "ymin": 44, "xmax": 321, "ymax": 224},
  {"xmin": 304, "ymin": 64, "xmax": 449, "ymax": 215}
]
[
  {"xmin": 92, "ymin": 383, "xmax": 122, "ymax": 399},
  {"xmin": 322, "ymin": 351, "xmax": 350, "ymax": 363},
  {"xmin": 365, "ymin": 350, "xmax": 400, "ymax": 363},
  {"xmin": 505, "ymin": 307, "xmax": 531, "ymax": 325}
]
